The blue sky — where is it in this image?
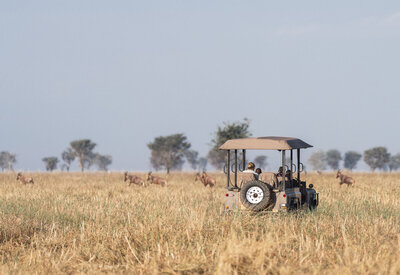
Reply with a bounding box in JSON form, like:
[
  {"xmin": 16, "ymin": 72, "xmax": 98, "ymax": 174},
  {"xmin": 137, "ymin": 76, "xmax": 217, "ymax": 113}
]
[{"xmin": 1, "ymin": 1, "xmax": 400, "ymax": 171}]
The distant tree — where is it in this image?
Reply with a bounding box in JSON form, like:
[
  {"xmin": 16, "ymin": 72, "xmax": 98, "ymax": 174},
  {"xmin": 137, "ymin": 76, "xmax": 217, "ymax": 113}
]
[
  {"xmin": 0, "ymin": 151, "xmax": 17, "ymax": 171},
  {"xmin": 61, "ymin": 148, "xmax": 75, "ymax": 172},
  {"xmin": 84, "ymin": 152, "xmax": 96, "ymax": 171},
  {"xmin": 388, "ymin": 153, "xmax": 400, "ymax": 172},
  {"xmin": 70, "ymin": 139, "xmax": 97, "ymax": 172},
  {"xmin": 326, "ymin": 149, "xmax": 342, "ymax": 170},
  {"xmin": 42, "ymin": 157, "xmax": 59, "ymax": 171},
  {"xmin": 198, "ymin": 157, "xmax": 208, "ymax": 171},
  {"xmin": 254, "ymin": 155, "xmax": 267, "ymax": 170},
  {"xmin": 0, "ymin": 153, "xmax": 5, "ymax": 171},
  {"xmin": 344, "ymin": 151, "xmax": 362, "ymax": 171},
  {"xmin": 147, "ymin": 134, "xmax": 191, "ymax": 174},
  {"xmin": 94, "ymin": 154, "xmax": 112, "ymax": 171},
  {"xmin": 208, "ymin": 118, "xmax": 251, "ymax": 169},
  {"xmin": 308, "ymin": 150, "xmax": 326, "ymax": 171},
  {"xmin": 364, "ymin": 147, "xmax": 390, "ymax": 171},
  {"xmin": 185, "ymin": 150, "xmax": 199, "ymax": 170}
]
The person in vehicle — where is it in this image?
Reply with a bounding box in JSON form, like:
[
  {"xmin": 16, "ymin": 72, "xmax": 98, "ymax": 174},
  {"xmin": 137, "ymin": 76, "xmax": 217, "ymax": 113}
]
[
  {"xmin": 243, "ymin": 162, "xmax": 259, "ymax": 179},
  {"xmin": 277, "ymin": 166, "xmax": 291, "ymax": 181},
  {"xmin": 255, "ymin": 168, "xmax": 262, "ymax": 175}
]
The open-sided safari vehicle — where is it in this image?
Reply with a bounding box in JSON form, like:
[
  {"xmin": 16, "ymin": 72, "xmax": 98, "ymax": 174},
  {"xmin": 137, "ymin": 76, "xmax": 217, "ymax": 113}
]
[{"xmin": 220, "ymin": 137, "xmax": 319, "ymax": 212}]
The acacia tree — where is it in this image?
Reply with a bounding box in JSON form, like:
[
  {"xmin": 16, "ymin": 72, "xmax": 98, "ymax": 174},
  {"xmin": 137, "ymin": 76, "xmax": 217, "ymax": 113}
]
[
  {"xmin": 308, "ymin": 150, "xmax": 326, "ymax": 171},
  {"xmin": 94, "ymin": 154, "xmax": 112, "ymax": 171},
  {"xmin": 344, "ymin": 151, "xmax": 362, "ymax": 171},
  {"xmin": 147, "ymin": 134, "xmax": 191, "ymax": 174},
  {"xmin": 185, "ymin": 150, "xmax": 199, "ymax": 170},
  {"xmin": 388, "ymin": 153, "xmax": 400, "ymax": 172},
  {"xmin": 61, "ymin": 148, "xmax": 75, "ymax": 172},
  {"xmin": 208, "ymin": 118, "xmax": 251, "ymax": 169},
  {"xmin": 70, "ymin": 139, "xmax": 97, "ymax": 172},
  {"xmin": 326, "ymin": 149, "xmax": 342, "ymax": 170},
  {"xmin": 0, "ymin": 153, "xmax": 6, "ymax": 171},
  {"xmin": 364, "ymin": 147, "xmax": 390, "ymax": 171},
  {"xmin": 0, "ymin": 151, "xmax": 17, "ymax": 171},
  {"xmin": 42, "ymin": 157, "xmax": 59, "ymax": 171},
  {"xmin": 84, "ymin": 152, "xmax": 97, "ymax": 171}
]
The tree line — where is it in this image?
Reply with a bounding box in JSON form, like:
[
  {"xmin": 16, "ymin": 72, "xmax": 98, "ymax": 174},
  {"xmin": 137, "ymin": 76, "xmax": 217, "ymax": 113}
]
[
  {"xmin": 3, "ymin": 120, "xmax": 400, "ymax": 173},
  {"xmin": 1, "ymin": 139, "xmax": 112, "ymax": 172},
  {"xmin": 308, "ymin": 147, "xmax": 400, "ymax": 172}
]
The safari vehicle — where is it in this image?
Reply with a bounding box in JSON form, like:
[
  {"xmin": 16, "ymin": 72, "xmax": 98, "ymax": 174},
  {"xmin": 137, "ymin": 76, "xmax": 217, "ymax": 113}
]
[{"xmin": 220, "ymin": 137, "xmax": 319, "ymax": 212}]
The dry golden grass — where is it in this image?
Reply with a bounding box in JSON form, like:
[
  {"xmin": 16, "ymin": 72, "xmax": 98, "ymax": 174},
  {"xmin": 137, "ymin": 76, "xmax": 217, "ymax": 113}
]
[{"xmin": 0, "ymin": 171, "xmax": 400, "ymax": 274}]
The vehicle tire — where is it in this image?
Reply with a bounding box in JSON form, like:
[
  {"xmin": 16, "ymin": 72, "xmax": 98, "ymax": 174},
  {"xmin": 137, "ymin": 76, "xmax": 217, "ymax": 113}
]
[{"xmin": 240, "ymin": 180, "xmax": 273, "ymax": 211}]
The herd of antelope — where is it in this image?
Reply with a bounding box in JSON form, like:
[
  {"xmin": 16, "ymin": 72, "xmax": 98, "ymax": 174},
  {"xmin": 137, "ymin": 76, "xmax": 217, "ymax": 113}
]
[
  {"xmin": 13, "ymin": 171, "xmax": 216, "ymax": 188},
  {"xmin": 14, "ymin": 170, "xmax": 354, "ymax": 188}
]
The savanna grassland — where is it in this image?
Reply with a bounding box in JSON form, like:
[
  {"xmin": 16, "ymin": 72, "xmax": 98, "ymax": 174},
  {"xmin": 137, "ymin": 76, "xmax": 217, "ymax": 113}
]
[{"xmin": 0, "ymin": 172, "xmax": 400, "ymax": 274}]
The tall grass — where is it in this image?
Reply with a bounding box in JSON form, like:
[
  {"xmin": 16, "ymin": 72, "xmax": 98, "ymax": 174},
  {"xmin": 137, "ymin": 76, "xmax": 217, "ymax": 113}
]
[{"xmin": 0, "ymin": 172, "xmax": 399, "ymax": 274}]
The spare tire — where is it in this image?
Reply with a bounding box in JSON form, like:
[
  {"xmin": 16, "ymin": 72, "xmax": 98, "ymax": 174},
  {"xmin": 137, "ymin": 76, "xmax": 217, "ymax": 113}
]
[{"xmin": 240, "ymin": 180, "xmax": 273, "ymax": 211}]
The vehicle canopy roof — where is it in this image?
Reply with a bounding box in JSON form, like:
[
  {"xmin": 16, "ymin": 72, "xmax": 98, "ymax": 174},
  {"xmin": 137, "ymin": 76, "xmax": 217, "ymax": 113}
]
[{"xmin": 219, "ymin": 136, "xmax": 313, "ymax": 150}]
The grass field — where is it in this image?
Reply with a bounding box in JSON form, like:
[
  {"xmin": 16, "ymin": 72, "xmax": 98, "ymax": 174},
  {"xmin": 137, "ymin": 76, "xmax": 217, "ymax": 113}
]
[{"xmin": 0, "ymin": 171, "xmax": 399, "ymax": 274}]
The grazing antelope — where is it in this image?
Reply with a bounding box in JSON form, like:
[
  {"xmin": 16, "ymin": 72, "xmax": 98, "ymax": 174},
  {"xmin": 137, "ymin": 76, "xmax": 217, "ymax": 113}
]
[
  {"xmin": 124, "ymin": 172, "xmax": 145, "ymax": 186},
  {"xmin": 147, "ymin": 172, "xmax": 167, "ymax": 187},
  {"xmin": 195, "ymin": 172, "xmax": 216, "ymax": 187},
  {"xmin": 336, "ymin": 170, "xmax": 355, "ymax": 187},
  {"xmin": 16, "ymin": 173, "xmax": 34, "ymax": 184}
]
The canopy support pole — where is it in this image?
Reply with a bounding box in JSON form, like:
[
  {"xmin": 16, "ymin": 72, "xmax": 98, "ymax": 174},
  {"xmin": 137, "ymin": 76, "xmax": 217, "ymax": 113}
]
[
  {"xmin": 227, "ymin": 150, "xmax": 230, "ymax": 190},
  {"xmin": 242, "ymin": 149, "xmax": 246, "ymax": 171},
  {"xmin": 297, "ymin": 149, "xmax": 301, "ymax": 183},
  {"xmin": 234, "ymin": 149, "xmax": 238, "ymax": 188},
  {"xmin": 282, "ymin": 150, "xmax": 286, "ymax": 191},
  {"xmin": 290, "ymin": 149, "xmax": 293, "ymax": 180}
]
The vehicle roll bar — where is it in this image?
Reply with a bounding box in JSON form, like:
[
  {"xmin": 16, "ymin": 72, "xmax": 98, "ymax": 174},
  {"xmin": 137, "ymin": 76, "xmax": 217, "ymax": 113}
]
[{"xmin": 227, "ymin": 150, "xmax": 230, "ymax": 190}]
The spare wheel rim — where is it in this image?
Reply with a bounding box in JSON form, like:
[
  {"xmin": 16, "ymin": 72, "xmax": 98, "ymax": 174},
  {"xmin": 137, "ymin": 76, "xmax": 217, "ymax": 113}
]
[{"xmin": 246, "ymin": 186, "xmax": 264, "ymax": 204}]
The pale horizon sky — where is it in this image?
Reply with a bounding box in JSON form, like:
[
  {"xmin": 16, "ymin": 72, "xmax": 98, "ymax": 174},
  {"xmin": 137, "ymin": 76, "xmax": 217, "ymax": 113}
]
[{"xmin": 1, "ymin": 1, "xmax": 400, "ymax": 171}]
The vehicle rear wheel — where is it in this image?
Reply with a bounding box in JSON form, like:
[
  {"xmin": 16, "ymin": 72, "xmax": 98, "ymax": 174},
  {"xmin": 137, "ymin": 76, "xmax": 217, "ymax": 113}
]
[{"xmin": 240, "ymin": 180, "xmax": 273, "ymax": 211}]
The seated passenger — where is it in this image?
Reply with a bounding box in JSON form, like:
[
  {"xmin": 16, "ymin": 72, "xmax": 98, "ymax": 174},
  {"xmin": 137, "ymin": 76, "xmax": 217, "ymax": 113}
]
[
  {"xmin": 255, "ymin": 168, "xmax": 262, "ymax": 175},
  {"xmin": 243, "ymin": 162, "xmax": 258, "ymax": 180},
  {"xmin": 277, "ymin": 167, "xmax": 291, "ymax": 181}
]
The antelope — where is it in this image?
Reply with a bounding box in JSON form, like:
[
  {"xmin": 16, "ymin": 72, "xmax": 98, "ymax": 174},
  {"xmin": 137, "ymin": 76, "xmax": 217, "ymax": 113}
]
[
  {"xmin": 147, "ymin": 172, "xmax": 167, "ymax": 187},
  {"xmin": 195, "ymin": 172, "xmax": 216, "ymax": 187},
  {"xmin": 336, "ymin": 170, "xmax": 355, "ymax": 187},
  {"xmin": 16, "ymin": 173, "xmax": 34, "ymax": 184},
  {"xmin": 124, "ymin": 172, "xmax": 145, "ymax": 186}
]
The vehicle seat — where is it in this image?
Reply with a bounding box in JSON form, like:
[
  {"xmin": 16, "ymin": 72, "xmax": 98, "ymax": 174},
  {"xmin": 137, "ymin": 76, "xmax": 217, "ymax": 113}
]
[
  {"xmin": 259, "ymin": 172, "xmax": 278, "ymax": 188},
  {"xmin": 237, "ymin": 172, "xmax": 257, "ymax": 188}
]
